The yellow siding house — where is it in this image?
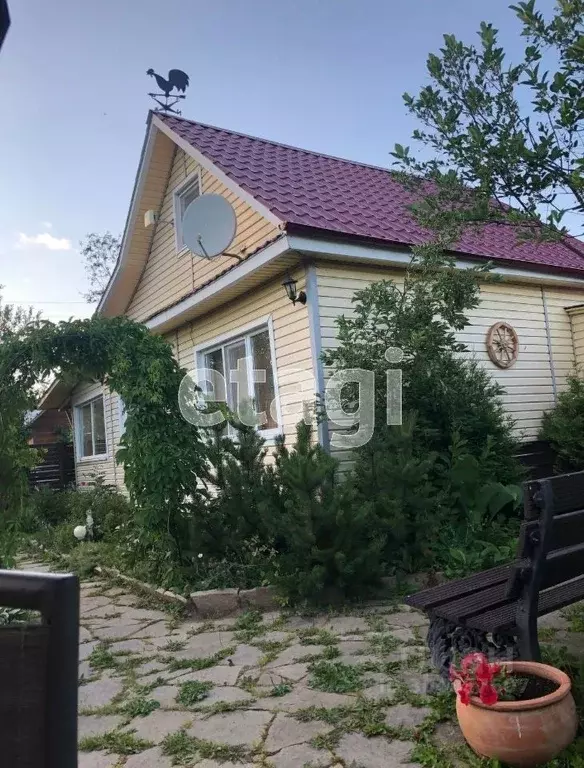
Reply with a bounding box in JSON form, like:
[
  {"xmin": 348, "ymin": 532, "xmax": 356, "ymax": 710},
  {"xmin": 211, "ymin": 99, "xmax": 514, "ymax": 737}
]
[{"xmin": 41, "ymin": 111, "xmax": 584, "ymax": 487}]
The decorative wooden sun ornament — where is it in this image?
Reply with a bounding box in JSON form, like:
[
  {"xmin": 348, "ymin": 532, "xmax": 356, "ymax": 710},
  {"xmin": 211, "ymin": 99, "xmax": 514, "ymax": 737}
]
[{"xmin": 486, "ymin": 322, "xmax": 519, "ymax": 369}]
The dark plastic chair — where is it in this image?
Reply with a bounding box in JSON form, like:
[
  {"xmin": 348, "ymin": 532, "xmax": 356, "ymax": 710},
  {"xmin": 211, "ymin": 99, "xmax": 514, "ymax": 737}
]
[{"xmin": 0, "ymin": 570, "xmax": 79, "ymax": 767}]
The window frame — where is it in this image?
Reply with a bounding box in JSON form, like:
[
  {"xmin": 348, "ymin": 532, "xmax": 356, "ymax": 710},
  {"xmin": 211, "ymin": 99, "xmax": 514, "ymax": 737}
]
[
  {"xmin": 193, "ymin": 316, "xmax": 282, "ymax": 440},
  {"xmin": 173, "ymin": 171, "xmax": 202, "ymax": 254},
  {"xmin": 74, "ymin": 395, "xmax": 108, "ymax": 461},
  {"xmin": 118, "ymin": 394, "xmax": 127, "ymax": 437}
]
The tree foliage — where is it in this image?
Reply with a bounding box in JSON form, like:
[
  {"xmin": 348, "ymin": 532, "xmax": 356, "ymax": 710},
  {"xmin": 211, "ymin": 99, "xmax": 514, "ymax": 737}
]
[
  {"xmin": 81, "ymin": 232, "xmax": 120, "ymax": 303},
  {"xmin": 0, "ymin": 289, "xmax": 43, "ymax": 565},
  {"xmin": 392, "ymin": 1, "xmax": 584, "ymax": 243},
  {"xmin": 267, "ymin": 422, "xmax": 385, "ymax": 603},
  {"xmin": 322, "ymin": 244, "xmax": 520, "ymax": 481},
  {"xmin": 0, "ymin": 286, "xmax": 41, "ymax": 343},
  {"xmin": 0, "ymin": 316, "xmax": 207, "ymax": 560},
  {"xmin": 541, "ymin": 374, "xmax": 584, "ymax": 469}
]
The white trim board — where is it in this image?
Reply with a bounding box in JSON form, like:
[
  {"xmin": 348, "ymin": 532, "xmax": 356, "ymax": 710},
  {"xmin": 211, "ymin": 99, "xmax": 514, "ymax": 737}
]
[
  {"xmin": 305, "ymin": 263, "xmax": 330, "ymax": 452},
  {"xmin": 97, "ymin": 119, "xmax": 159, "ymax": 314},
  {"xmin": 287, "ymin": 234, "xmax": 584, "ymax": 289},
  {"xmin": 152, "ymin": 114, "xmax": 283, "ymax": 228}
]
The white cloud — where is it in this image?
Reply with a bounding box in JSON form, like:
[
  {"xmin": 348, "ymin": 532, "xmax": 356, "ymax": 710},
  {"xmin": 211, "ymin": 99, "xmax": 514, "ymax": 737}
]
[
  {"xmin": 41, "ymin": 221, "xmax": 53, "ymax": 229},
  {"xmin": 17, "ymin": 232, "xmax": 72, "ymax": 251}
]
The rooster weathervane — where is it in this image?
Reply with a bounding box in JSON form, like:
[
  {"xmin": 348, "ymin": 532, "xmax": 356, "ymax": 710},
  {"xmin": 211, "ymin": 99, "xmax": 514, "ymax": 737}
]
[{"xmin": 147, "ymin": 68, "xmax": 190, "ymax": 115}]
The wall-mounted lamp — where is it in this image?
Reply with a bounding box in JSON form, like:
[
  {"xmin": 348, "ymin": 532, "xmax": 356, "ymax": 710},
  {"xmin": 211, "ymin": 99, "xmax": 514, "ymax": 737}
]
[{"xmin": 282, "ymin": 272, "xmax": 307, "ymax": 306}]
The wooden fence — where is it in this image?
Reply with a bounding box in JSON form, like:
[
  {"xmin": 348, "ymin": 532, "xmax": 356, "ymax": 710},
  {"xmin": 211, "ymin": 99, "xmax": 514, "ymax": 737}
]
[{"xmin": 29, "ymin": 443, "xmax": 75, "ymax": 491}]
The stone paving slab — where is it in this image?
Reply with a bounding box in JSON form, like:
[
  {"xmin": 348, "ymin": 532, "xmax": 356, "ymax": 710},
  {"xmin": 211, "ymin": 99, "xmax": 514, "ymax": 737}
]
[
  {"xmin": 202, "ymin": 685, "xmax": 253, "ymax": 705},
  {"xmin": 264, "ymin": 713, "xmax": 330, "ymax": 753},
  {"xmin": 266, "ymin": 662, "xmax": 309, "ymax": 681},
  {"xmin": 78, "ymin": 677, "xmax": 124, "ymax": 710},
  {"xmin": 336, "ymin": 732, "xmax": 419, "ymax": 768},
  {"xmin": 78, "ymin": 714, "xmax": 124, "ymax": 739},
  {"xmin": 384, "ymin": 703, "xmax": 432, "ymax": 728},
  {"xmin": 125, "ymin": 710, "xmax": 194, "ymax": 743},
  {"xmin": 264, "ymin": 644, "xmax": 325, "ymax": 668},
  {"xmin": 78, "ymin": 751, "xmax": 121, "ymax": 768},
  {"xmin": 253, "ymin": 687, "xmax": 354, "ymax": 712},
  {"xmin": 92, "ymin": 623, "xmax": 151, "ymax": 641},
  {"xmin": 173, "ymin": 631, "xmax": 236, "ymax": 660},
  {"xmin": 188, "ymin": 709, "xmax": 272, "ymax": 746},
  {"xmin": 169, "ymin": 665, "xmax": 243, "ymax": 685},
  {"xmin": 196, "ymin": 762, "xmax": 255, "ymax": 768},
  {"xmin": 270, "ymin": 743, "xmax": 331, "ymax": 768},
  {"xmin": 124, "ymin": 747, "xmax": 174, "ymax": 767},
  {"xmin": 79, "ymin": 641, "xmax": 99, "ymax": 661},
  {"xmin": 131, "ymin": 620, "xmax": 173, "ymax": 638},
  {"xmin": 150, "ymin": 685, "xmax": 180, "ymax": 708}
]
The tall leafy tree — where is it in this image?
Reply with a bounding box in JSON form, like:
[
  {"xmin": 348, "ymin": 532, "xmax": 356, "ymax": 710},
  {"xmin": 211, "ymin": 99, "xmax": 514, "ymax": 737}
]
[
  {"xmin": 392, "ymin": 1, "xmax": 584, "ymax": 246},
  {"xmin": 81, "ymin": 232, "xmax": 121, "ymax": 303},
  {"xmin": 0, "ymin": 287, "xmax": 41, "ymax": 342},
  {"xmin": 0, "ymin": 290, "xmax": 42, "ymax": 565}
]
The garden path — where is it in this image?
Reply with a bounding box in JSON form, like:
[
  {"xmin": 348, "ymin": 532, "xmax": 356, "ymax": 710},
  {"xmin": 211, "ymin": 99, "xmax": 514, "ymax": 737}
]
[{"xmin": 17, "ymin": 560, "xmax": 584, "ymax": 767}]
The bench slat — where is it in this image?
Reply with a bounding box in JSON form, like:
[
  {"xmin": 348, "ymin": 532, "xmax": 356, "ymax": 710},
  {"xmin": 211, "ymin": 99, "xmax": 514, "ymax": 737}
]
[
  {"xmin": 432, "ymin": 582, "xmax": 512, "ymax": 623},
  {"xmin": 520, "ymin": 509, "xmax": 584, "ymax": 554},
  {"xmin": 541, "ymin": 542, "xmax": 584, "ymax": 590},
  {"xmin": 535, "ymin": 471, "xmax": 584, "ymax": 517},
  {"xmin": 469, "ymin": 576, "xmax": 584, "ymax": 632},
  {"xmin": 404, "ymin": 563, "xmax": 512, "ymax": 611}
]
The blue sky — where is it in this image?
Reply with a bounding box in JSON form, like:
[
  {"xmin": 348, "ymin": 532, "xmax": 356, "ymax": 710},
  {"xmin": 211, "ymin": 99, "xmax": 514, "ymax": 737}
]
[{"xmin": 0, "ymin": 0, "xmax": 556, "ymax": 321}]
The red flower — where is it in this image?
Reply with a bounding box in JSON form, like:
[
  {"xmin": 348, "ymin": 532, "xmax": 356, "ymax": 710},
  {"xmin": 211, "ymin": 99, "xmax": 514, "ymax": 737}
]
[
  {"xmin": 479, "ymin": 682, "xmax": 499, "ymax": 706},
  {"xmin": 475, "ymin": 657, "xmax": 494, "ymax": 683},
  {"xmin": 458, "ymin": 682, "xmax": 473, "ymax": 706},
  {"xmin": 461, "ymin": 652, "xmax": 486, "ymax": 674}
]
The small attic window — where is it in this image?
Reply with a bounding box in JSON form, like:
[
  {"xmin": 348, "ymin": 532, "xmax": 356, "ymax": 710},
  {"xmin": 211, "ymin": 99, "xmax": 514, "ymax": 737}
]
[{"xmin": 174, "ymin": 172, "xmax": 201, "ymax": 251}]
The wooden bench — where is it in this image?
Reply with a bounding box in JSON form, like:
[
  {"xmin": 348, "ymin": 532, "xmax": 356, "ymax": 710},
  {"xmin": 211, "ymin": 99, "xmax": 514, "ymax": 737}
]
[{"xmin": 405, "ymin": 471, "xmax": 584, "ymax": 677}]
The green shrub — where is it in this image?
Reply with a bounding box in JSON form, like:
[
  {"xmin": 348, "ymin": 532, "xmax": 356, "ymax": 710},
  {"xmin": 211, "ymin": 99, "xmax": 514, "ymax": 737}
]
[
  {"xmin": 24, "ymin": 487, "xmax": 66, "ymax": 529},
  {"xmin": 346, "ymin": 418, "xmax": 522, "ymax": 576},
  {"xmin": 541, "ymin": 375, "xmax": 584, "ymax": 470},
  {"xmin": 202, "ymin": 418, "xmax": 279, "ymax": 556},
  {"xmin": 66, "ymin": 541, "xmax": 113, "ymax": 578},
  {"xmin": 346, "ymin": 415, "xmax": 437, "ymax": 573},
  {"xmin": 267, "ymin": 422, "xmax": 386, "ymax": 604}
]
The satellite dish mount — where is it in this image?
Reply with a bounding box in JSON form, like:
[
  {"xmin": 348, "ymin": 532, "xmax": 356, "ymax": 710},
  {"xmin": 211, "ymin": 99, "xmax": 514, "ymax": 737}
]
[{"xmin": 146, "ymin": 68, "xmax": 190, "ymax": 115}]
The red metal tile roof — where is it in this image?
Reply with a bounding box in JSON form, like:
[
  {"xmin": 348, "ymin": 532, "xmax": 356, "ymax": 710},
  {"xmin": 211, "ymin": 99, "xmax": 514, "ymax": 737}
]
[{"xmin": 160, "ymin": 114, "xmax": 584, "ymax": 276}]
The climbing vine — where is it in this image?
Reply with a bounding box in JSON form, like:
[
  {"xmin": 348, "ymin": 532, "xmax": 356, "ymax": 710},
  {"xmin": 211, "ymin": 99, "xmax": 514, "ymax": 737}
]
[{"xmin": 0, "ymin": 316, "xmax": 207, "ymax": 559}]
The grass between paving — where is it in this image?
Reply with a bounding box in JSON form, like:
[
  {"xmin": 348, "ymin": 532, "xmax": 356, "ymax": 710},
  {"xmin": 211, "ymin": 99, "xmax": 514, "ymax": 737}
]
[
  {"xmin": 308, "ymin": 660, "xmax": 365, "ymax": 693},
  {"xmin": 176, "ymin": 680, "xmax": 213, "ymax": 706},
  {"xmin": 120, "ymin": 695, "xmax": 160, "ymax": 718},
  {"xmin": 78, "ymin": 730, "xmax": 154, "ymax": 755},
  {"xmin": 164, "ymin": 646, "xmax": 235, "ymax": 672},
  {"xmin": 162, "ymin": 729, "xmax": 249, "ymax": 765}
]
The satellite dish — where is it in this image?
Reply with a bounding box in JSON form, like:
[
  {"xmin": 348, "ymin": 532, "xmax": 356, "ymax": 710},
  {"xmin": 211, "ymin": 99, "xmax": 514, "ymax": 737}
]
[{"xmin": 182, "ymin": 194, "xmax": 237, "ymax": 259}]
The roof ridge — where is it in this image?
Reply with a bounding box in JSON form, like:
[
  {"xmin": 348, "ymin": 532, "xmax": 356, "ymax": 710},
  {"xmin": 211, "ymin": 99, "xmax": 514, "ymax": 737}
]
[{"xmin": 160, "ymin": 113, "xmax": 393, "ymax": 175}]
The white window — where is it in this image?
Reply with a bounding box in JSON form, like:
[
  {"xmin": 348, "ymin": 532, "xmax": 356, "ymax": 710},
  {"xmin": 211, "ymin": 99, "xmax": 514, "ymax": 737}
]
[
  {"xmin": 174, "ymin": 173, "xmax": 201, "ymax": 251},
  {"xmin": 75, "ymin": 396, "xmax": 107, "ymax": 459},
  {"xmin": 195, "ymin": 320, "xmax": 281, "ymax": 438}
]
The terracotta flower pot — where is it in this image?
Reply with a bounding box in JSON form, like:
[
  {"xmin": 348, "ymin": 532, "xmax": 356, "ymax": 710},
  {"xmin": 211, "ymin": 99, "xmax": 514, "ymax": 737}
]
[{"xmin": 455, "ymin": 661, "xmax": 578, "ymax": 767}]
